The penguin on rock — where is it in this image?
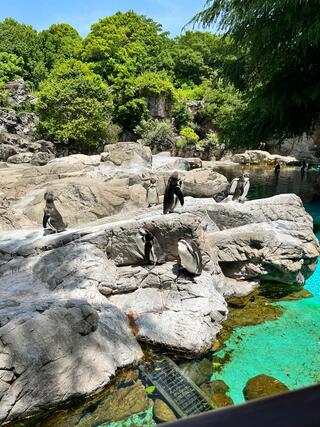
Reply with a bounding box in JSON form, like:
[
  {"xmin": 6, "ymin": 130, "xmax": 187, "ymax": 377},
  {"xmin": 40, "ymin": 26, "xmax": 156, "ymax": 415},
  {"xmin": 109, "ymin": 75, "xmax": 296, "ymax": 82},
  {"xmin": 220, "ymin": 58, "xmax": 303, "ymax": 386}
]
[
  {"xmin": 43, "ymin": 191, "xmax": 67, "ymax": 234},
  {"xmin": 136, "ymin": 228, "xmax": 159, "ymax": 265},
  {"xmin": 163, "ymin": 172, "xmax": 184, "ymax": 214},
  {"xmin": 146, "ymin": 178, "xmax": 159, "ymax": 207},
  {"xmin": 229, "ymin": 173, "xmax": 250, "ymax": 202},
  {"xmin": 177, "ymin": 238, "xmax": 202, "ymax": 276}
]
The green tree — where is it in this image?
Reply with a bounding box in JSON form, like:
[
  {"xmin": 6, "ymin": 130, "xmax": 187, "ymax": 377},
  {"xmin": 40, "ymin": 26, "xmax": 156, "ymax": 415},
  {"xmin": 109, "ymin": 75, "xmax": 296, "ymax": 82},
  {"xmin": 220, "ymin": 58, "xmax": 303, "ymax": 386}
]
[
  {"xmin": 193, "ymin": 0, "xmax": 320, "ymax": 145},
  {"xmin": 36, "ymin": 59, "xmax": 115, "ymax": 150},
  {"xmin": 0, "ymin": 18, "xmax": 46, "ymax": 85},
  {"xmin": 0, "ymin": 52, "xmax": 24, "ymax": 82},
  {"xmin": 39, "ymin": 24, "xmax": 82, "ymax": 71},
  {"xmin": 82, "ymin": 11, "xmax": 172, "ymax": 82}
]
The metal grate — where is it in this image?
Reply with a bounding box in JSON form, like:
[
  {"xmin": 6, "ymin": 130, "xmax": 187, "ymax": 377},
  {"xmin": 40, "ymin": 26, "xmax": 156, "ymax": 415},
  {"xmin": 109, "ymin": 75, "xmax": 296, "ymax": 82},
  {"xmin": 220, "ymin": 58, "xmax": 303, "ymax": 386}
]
[{"xmin": 140, "ymin": 356, "xmax": 213, "ymax": 418}]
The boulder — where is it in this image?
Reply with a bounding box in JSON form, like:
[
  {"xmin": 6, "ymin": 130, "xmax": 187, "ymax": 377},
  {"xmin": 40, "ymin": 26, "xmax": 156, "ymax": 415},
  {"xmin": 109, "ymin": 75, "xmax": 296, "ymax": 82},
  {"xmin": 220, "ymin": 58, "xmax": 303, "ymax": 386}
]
[
  {"xmin": 30, "ymin": 151, "xmax": 55, "ymax": 166},
  {"xmin": 222, "ymin": 277, "xmax": 260, "ymax": 307},
  {"xmin": 7, "ymin": 152, "xmax": 34, "ymax": 164},
  {"xmin": 200, "ymin": 382, "xmax": 234, "ymax": 408},
  {"xmin": 103, "ymin": 142, "xmax": 152, "ymax": 168},
  {"xmin": 0, "ymin": 144, "xmax": 17, "ymax": 161},
  {"xmin": 0, "ymin": 241, "xmax": 143, "ymax": 423},
  {"xmin": 232, "ymin": 150, "xmax": 298, "ymax": 165},
  {"xmin": 4, "ymin": 79, "xmax": 37, "ymax": 109},
  {"xmin": 181, "ymin": 169, "xmax": 229, "ymax": 198},
  {"xmin": 179, "ymin": 358, "xmax": 213, "ymax": 385},
  {"xmin": 243, "ymin": 374, "xmax": 289, "ymax": 401},
  {"xmin": 153, "ymin": 399, "xmax": 176, "ymax": 423}
]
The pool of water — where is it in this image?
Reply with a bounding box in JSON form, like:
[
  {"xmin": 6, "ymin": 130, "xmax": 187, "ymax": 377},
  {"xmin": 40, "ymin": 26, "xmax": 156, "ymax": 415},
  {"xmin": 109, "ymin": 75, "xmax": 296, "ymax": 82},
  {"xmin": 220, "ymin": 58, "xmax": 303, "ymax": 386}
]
[{"xmin": 210, "ymin": 165, "xmax": 320, "ymax": 404}]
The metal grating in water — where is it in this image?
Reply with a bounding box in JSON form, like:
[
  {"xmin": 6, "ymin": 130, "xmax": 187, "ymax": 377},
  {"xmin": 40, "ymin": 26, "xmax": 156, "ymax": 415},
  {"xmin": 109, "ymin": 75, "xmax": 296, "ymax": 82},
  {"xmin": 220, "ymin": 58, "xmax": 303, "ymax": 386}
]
[{"xmin": 140, "ymin": 356, "xmax": 213, "ymax": 418}]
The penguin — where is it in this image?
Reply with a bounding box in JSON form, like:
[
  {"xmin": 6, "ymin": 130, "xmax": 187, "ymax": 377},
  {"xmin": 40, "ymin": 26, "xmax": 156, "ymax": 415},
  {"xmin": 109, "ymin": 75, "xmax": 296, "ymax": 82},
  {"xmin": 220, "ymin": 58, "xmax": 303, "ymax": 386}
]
[
  {"xmin": 177, "ymin": 239, "xmax": 202, "ymax": 276},
  {"xmin": 136, "ymin": 228, "xmax": 159, "ymax": 265},
  {"xmin": 300, "ymin": 160, "xmax": 308, "ymax": 178},
  {"xmin": 163, "ymin": 172, "xmax": 184, "ymax": 214},
  {"xmin": 146, "ymin": 178, "xmax": 159, "ymax": 207},
  {"xmin": 43, "ymin": 191, "xmax": 67, "ymax": 233},
  {"xmin": 296, "ymin": 271, "xmax": 305, "ymax": 285},
  {"xmin": 274, "ymin": 163, "xmax": 281, "ymax": 174},
  {"xmin": 229, "ymin": 173, "xmax": 250, "ymax": 202}
]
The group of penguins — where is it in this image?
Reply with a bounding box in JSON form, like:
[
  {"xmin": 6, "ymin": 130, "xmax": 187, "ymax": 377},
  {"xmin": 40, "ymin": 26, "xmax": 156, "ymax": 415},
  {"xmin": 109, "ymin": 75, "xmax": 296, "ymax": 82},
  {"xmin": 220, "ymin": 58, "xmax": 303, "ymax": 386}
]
[{"xmin": 42, "ymin": 171, "xmax": 250, "ymax": 277}]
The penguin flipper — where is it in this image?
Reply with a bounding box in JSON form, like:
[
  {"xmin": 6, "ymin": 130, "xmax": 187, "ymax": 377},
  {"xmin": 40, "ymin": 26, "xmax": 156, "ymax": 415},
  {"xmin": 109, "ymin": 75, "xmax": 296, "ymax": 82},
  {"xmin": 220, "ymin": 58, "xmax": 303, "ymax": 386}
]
[
  {"xmin": 229, "ymin": 178, "xmax": 239, "ymax": 195},
  {"xmin": 43, "ymin": 211, "xmax": 49, "ymax": 228},
  {"xmin": 174, "ymin": 186, "xmax": 184, "ymax": 206},
  {"xmin": 241, "ymin": 179, "xmax": 250, "ymax": 200}
]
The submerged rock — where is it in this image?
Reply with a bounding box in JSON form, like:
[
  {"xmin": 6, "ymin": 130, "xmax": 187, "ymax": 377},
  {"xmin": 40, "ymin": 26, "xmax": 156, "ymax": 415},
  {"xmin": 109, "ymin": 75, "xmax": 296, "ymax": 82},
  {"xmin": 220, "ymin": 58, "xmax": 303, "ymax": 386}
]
[
  {"xmin": 153, "ymin": 399, "xmax": 176, "ymax": 423},
  {"xmin": 200, "ymin": 381, "xmax": 234, "ymax": 408},
  {"xmin": 243, "ymin": 374, "xmax": 289, "ymax": 401},
  {"xmin": 179, "ymin": 358, "xmax": 213, "ymax": 386}
]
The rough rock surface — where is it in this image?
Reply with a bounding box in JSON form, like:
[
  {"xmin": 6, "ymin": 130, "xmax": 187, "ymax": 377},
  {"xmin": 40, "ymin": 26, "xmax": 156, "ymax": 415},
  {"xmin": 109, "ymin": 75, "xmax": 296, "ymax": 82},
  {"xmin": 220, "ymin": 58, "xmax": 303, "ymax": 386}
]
[
  {"xmin": 232, "ymin": 150, "xmax": 298, "ymax": 165},
  {"xmin": 103, "ymin": 142, "xmax": 152, "ymax": 168},
  {"xmin": 265, "ymin": 129, "xmax": 320, "ymax": 163},
  {"xmin": 153, "ymin": 399, "xmax": 176, "ymax": 422},
  {"xmin": 0, "ymin": 143, "xmax": 318, "ymax": 422},
  {"xmin": 243, "ymin": 374, "xmax": 289, "ymax": 401}
]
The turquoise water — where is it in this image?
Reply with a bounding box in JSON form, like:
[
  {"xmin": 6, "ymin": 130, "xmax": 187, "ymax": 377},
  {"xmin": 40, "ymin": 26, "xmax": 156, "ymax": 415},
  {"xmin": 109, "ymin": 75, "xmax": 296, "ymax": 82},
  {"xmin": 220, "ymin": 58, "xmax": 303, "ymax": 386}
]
[{"xmin": 211, "ymin": 230, "xmax": 320, "ymax": 404}]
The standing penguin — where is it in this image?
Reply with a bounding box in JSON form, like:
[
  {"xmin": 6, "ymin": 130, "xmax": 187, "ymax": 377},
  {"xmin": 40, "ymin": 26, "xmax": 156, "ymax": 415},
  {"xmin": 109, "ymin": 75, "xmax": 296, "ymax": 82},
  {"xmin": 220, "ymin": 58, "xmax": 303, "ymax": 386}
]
[
  {"xmin": 136, "ymin": 228, "xmax": 159, "ymax": 265},
  {"xmin": 146, "ymin": 178, "xmax": 159, "ymax": 207},
  {"xmin": 163, "ymin": 172, "xmax": 184, "ymax": 214},
  {"xmin": 177, "ymin": 239, "xmax": 202, "ymax": 276},
  {"xmin": 274, "ymin": 163, "xmax": 281, "ymax": 174},
  {"xmin": 229, "ymin": 173, "xmax": 250, "ymax": 202},
  {"xmin": 43, "ymin": 191, "xmax": 67, "ymax": 233}
]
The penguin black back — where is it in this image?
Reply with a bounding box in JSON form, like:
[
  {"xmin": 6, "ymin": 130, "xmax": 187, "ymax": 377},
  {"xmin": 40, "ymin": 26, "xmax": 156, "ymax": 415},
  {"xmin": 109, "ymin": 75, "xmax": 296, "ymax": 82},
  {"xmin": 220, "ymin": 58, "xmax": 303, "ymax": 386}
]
[
  {"xmin": 43, "ymin": 191, "xmax": 67, "ymax": 233},
  {"xmin": 163, "ymin": 173, "xmax": 184, "ymax": 214}
]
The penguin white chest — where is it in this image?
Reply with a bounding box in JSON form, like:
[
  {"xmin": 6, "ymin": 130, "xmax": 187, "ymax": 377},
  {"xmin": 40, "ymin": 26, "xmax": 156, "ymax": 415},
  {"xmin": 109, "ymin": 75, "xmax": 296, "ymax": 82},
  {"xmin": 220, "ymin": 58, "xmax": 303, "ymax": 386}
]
[
  {"xmin": 147, "ymin": 186, "xmax": 158, "ymax": 204},
  {"xmin": 178, "ymin": 241, "xmax": 198, "ymax": 274}
]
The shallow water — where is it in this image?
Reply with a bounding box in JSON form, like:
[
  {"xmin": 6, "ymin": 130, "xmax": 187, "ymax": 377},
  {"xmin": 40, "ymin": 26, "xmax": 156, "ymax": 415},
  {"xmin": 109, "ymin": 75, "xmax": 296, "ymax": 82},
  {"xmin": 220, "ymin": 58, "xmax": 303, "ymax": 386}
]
[{"xmin": 210, "ymin": 165, "xmax": 320, "ymax": 404}]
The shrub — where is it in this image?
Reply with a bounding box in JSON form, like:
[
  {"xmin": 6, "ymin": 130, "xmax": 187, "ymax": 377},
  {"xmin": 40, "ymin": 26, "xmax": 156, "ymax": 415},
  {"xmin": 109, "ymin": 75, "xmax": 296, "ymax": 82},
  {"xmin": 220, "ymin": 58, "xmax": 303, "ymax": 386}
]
[
  {"xmin": 135, "ymin": 119, "xmax": 176, "ymax": 150},
  {"xmin": 198, "ymin": 131, "xmax": 220, "ymax": 147},
  {"xmin": 179, "ymin": 127, "xmax": 199, "ymax": 143}
]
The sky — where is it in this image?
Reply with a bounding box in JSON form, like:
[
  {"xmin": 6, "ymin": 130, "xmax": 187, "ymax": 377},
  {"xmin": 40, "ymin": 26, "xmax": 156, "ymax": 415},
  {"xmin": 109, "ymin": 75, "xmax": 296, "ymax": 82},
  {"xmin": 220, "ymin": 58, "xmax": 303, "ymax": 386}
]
[{"xmin": 0, "ymin": 0, "xmax": 209, "ymax": 37}]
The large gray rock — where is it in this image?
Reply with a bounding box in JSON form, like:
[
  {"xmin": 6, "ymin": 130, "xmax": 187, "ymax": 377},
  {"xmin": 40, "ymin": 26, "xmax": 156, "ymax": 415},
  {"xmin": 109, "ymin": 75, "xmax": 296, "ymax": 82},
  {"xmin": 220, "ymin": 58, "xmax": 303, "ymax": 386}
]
[
  {"xmin": 232, "ymin": 150, "xmax": 298, "ymax": 165},
  {"xmin": 0, "ymin": 191, "xmax": 318, "ymax": 421},
  {"xmin": 103, "ymin": 142, "xmax": 152, "ymax": 168},
  {"xmin": 7, "ymin": 152, "xmax": 34, "ymax": 164},
  {"xmin": 0, "ymin": 241, "xmax": 142, "ymax": 423},
  {"xmin": 0, "ymin": 144, "xmax": 17, "ymax": 161},
  {"xmin": 181, "ymin": 169, "xmax": 229, "ymax": 198},
  {"xmin": 109, "ymin": 264, "xmax": 227, "ymax": 353}
]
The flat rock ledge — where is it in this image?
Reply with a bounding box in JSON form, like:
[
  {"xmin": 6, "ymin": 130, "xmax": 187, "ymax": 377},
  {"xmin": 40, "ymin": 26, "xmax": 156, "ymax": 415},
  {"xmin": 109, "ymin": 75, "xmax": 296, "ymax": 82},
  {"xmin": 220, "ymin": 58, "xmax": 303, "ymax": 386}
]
[{"xmin": 0, "ymin": 194, "xmax": 318, "ymax": 422}]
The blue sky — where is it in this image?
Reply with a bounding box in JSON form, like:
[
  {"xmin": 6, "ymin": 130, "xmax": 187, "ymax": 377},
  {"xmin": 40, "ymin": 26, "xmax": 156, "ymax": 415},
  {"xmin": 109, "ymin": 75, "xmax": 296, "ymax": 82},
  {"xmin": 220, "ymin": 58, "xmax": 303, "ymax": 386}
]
[{"xmin": 0, "ymin": 0, "xmax": 209, "ymax": 37}]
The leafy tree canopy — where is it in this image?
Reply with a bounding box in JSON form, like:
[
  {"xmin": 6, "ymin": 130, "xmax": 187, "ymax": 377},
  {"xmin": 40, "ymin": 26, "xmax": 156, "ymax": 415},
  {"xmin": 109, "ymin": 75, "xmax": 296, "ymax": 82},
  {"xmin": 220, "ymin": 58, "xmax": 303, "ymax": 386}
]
[
  {"xmin": 193, "ymin": 0, "xmax": 320, "ymax": 144},
  {"xmin": 0, "ymin": 52, "xmax": 24, "ymax": 82},
  {"xmin": 82, "ymin": 11, "xmax": 172, "ymax": 82},
  {"xmin": 36, "ymin": 59, "xmax": 115, "ymax": 150},
  {"xmin": 39, "ymin": 24, "xmax": 82, "ymax": 71},
  {"xmin": 0, "ymin": 18, "xmax": 46, "ymax": 85}
]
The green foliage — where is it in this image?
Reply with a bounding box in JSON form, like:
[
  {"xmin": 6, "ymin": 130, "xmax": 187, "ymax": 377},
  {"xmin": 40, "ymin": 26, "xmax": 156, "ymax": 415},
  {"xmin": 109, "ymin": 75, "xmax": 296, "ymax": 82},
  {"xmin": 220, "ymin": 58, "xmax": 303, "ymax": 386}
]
[
  {"xmin": 198, "ymin": 131, "xmax": 220, "ymax": 147},
  {"xmin": 82, "ymin": 11, "xmax": 172, "ymax": 82},
  {"xmin": 0, "ymin": 52, "xmax": 24, "ymax": 82},
  {"xmin": 179, "ymin": 127, "xmax": 199, "ymax": 143},
  {"xmin": 193, "ymin": 0, "xmax": 320, "ymax": 144},
  {"xmin": 39, "ymin": 24, "xmax": 81, "ymax": 71},
  {"xmin": 135, "ymin": 71, "xmax": 174, "ymax": 97},
  {"xmin": 36, "ymin": 59, "xmax": 115, "ymax": 150},
  {"xmin": 135, "ymin": 119, "xmax": 176, "ymax": 149},
  {"xmin": 0, "ymin": 18, "xmax": 46, "ymax": 85},
  {"xmin": 175, "ymin": 136, "xmax": 188, "ymax": 148}
]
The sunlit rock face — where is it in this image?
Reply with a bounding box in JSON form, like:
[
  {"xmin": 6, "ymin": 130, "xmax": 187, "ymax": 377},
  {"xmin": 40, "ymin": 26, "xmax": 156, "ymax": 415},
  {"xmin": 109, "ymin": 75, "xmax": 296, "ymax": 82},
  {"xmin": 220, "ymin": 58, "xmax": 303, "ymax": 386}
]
[
  {"xmin": 232, "ymin": 149, "xmax": 298, "ymax": 165},
  {"xmin": 0, "ymin": 142, "xmax": 318, "ymax": 422}
]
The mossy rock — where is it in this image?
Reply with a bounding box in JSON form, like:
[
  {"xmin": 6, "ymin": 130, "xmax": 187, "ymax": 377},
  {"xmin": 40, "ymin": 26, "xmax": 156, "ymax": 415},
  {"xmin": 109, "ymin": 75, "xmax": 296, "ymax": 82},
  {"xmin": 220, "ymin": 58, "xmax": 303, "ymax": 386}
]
[
  {"xmin": 153, "ymin": 399, "xmax": 176, "ymax": 423},
  {"xmin": 211, "ymin": 393, "xmax": 234, "ymax": 408},
  {"xmin": 243, "ymin": 374, "xmax": 289, "ymax": 401},
  {"xmin": 179, "ymin": 357, "xmax": 212, "ymax": 386},
  {"xmin": 200, "ymin": 381, "xmax": 234, "ymax": 408},
  {"xmin": 201, "ymin": 380, "xmax": 229, "ymax": 395}
]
